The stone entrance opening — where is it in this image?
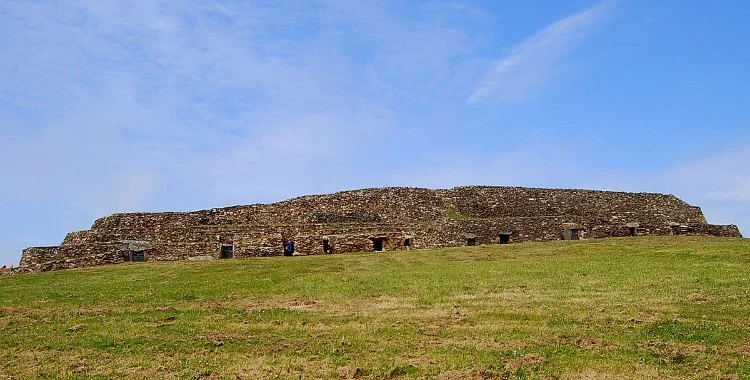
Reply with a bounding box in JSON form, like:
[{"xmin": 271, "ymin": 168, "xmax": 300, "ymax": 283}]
[
  {"xmin": 221, "ymin": 245, "xmax": 234, "ymax": 259},
  {"xmin": 132, "ymin": 251, "xmax": 145, "ymax": 262},
  {"xmin": 370, "ymin": 237, "xmax": 387, "ymax": 252},
  {"xmin": 322, "ymin": 237, "xmax": 331, "ymax": 254},
  {"xmin": 122, "ymin": 240, "xmax": 152, "ymax": 263},
  {"xmin": 626, "ymin": 222, "xmax": 639, "ymax": 237},
  {"xmin": 403, "ymin": 236, "xmax": 412, "ymax": 249},
  {"xmin": 370, "ymin": 236, "xmax": 387, "ymax": 252},
  {"xmin": 499, "ymin": 232, "xmax": 511, "ymax": 244},
  {"xmin": 562, "ymin": 223, "xmax": 581, "ymax": 240},
  {"xmin": 463, "ymin": 233, "xmax": 478, "ymax": 246},
  {"xmin": 669, "ymin": 224, "xmax": 690, "ymax": 235},
  {"xmin": 667, "ymin": 222, "xmax": 689, "ymax": 235}
]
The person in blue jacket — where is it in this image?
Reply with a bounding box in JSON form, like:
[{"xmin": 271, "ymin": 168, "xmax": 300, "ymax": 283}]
[{"xmin": 284, "ymin": 240, "xmax": 295, "ymax": 256}]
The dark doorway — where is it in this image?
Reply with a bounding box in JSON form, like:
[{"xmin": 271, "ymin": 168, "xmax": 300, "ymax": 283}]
[
  {"xmin": 221, "ymin": 245, "xmax": 234, "ymax": 259},
  {"xmin": 467, "ymin": 237, "xmax": 477, "ymax": 246},
  {"xmin": 132, "ymin": 251, "xmax": 145, "ymax": 262},
  {"xmin": 373, "ymin": 239, "xmax": 384, "ymax": 252},
  {"xmin": 629, "ymin": 227, "xmax": 637, "ymax": 237},
  {"xmin": 322, "ymin": 238, "xmax": 331, "ymax": 254},
  {"xmin": 499, "ymin": 234, "xmax": 511, "ymax": 244},
  {"xmin": 562, "ymin": 227, "xmax": 580, "ymax": 240},
  {"xmin": 404, "ymin": 238, "xmax": 412, "ymax": 248}
]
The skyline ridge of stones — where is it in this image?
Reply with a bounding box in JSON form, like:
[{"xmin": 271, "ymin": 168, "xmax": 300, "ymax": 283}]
[{"xmin": 99, "ymin": 185, "xmax": 691, "ymax": 216}]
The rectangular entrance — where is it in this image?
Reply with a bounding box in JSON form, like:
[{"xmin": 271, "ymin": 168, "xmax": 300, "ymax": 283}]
[
  {"xmin": 221, "ymin": 245, "xmax": 234, "ymax": 259},
  {"xmin": 132, "ymin": 251, "xmax": 145, "ymax": 262},
  {"xmin": 499, "ymin": 234, "xmax": 511, "ymax": 244},
  {"xmin": 373, "ymin": 239, "xmax": 384, "ymax": 252},
  {"xmin": 562, "ymin": 225, "xmax": 580, "ymax": 241}
]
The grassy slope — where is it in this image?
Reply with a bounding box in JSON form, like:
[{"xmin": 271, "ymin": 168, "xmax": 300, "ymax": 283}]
[{"xmin": 1, "ymin": 236, "xmax": 749, "ymax": 379}]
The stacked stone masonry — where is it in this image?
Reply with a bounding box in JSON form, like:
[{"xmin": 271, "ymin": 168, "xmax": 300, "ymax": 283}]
[{"xmin": 19, "ymin": 186, "xmax": 742, "ymax": 272}]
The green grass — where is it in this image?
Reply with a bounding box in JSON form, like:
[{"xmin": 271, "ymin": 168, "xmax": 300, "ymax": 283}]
[{"xmin": 1, "ymin": 236, "xmax": 749, "ymax": 379}]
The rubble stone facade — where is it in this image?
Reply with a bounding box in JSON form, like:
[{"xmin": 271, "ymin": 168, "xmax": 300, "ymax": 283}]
[{"xmin": 19, "ymin": 186, "xmax": 742, "ymax": 272}]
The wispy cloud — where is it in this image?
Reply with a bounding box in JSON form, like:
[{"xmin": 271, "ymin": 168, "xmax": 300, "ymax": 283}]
[{"xmin": 466, "ymin": 1, "xmax": 615, "ymax": 105}]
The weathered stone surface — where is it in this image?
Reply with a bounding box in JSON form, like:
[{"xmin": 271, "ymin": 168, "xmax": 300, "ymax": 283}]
[
  {"xmin": 187, "ymin": 255, "xmax": 214, "ymax": 261},
  {"xmin": 125, "ymin": 241, "xmax": 152, "ymax": 252},
  {"xmin": 18, "ymin": 186, "xmax": 742, "ymax": 272}
]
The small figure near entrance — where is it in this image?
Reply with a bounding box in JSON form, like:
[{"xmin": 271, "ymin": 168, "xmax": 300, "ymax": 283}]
[
  {"xmin": 322, "ymin": 236, "xmax": 332, "ymax": 254},
  {"xmin": 284, "ymin": 240, "xmax": 295, "ymax": 256}
]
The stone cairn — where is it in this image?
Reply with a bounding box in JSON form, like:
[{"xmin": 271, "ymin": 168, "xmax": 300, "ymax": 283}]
[{"xmin": 18, "ymin": 186, "xmax": 742, "ymax": 272}]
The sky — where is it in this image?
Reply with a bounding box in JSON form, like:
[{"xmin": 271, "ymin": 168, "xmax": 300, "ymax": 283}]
[{"xmin": 1, "ymin": 0, "xmax": 749, "ymax": 266}]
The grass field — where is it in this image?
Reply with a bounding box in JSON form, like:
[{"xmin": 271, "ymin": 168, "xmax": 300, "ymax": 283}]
[{"xmin": 1, "ymin": 236, "xmax": 749, "ymax": 379}]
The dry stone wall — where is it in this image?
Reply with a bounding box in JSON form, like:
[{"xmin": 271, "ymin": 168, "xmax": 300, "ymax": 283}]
[{"xmin": 18, "ymin": 186, "xmax": 742, "ymax": 272}]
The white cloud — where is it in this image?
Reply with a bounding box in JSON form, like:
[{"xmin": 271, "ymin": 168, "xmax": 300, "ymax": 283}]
[
  {"xmin": 572, "ymin": 144, "xmax": 750, "ymax": 237},
  {"xmin": 663, "ymin": 146, "xmax": 750, "ymax": 236},
  {"xmin": 668, "ymin": 148, "xmax": 750, "ymax": 203},
  {"xmin": 466, "ymin": 1, "xmax": 615, "ymax": 105}
]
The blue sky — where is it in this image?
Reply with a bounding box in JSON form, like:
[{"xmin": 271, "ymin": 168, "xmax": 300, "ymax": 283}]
[{"xmin": 1, "ymin": 1, "xmax": 748, "ymax": 266}]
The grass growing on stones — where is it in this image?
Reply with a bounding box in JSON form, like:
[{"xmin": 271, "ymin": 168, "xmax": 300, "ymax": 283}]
[{"xmin": 1, "ymin": 236, "xmax": 749, "ymax": 379}]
